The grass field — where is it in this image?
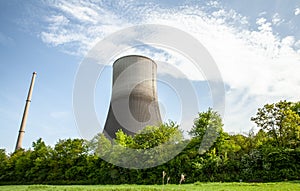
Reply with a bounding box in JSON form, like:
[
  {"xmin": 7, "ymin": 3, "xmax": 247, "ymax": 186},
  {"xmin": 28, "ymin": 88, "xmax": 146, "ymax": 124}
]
[{"xmin": 0, "ymin": 182, "xmax": 300, "ymax": 191}]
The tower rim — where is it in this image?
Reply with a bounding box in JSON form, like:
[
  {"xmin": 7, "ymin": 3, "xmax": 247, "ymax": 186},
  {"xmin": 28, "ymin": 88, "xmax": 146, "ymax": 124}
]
[{"xmin": 113, "ymin": 55, "xmax": 157, "ymax": 67}]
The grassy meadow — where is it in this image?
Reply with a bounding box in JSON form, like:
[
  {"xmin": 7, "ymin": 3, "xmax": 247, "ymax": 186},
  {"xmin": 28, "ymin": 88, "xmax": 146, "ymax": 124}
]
[{"xmin": 0, "ymin": 182, "xmax": 300, "ymax": 191}]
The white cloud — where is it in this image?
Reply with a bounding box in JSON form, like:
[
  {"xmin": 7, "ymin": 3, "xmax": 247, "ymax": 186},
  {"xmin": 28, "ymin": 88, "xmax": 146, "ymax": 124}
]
[
  {"xmin": 37, "ymin": 1, "xmax": 300, "ymax": 133},
  {"xmin": 295, "ymin": 40, "xmax": 300, "ymax": 49},
  {"xmin": 53, "ymin": 1, "xmax": 103, "ymax": 24},
  {"xmin": 295, "ymin": 8, "xmax": 300, "ymax": 16},
  {"xmin": 139, "ymin": 9, "xmax": 300, "ymax": 132},
  {"xmin": 46, "ymin": 15, "xmax": 69, "ymax": 25},
  {"xmin": 256, "ymin": 17, "xmax": 272, "ymax": 31},
  {"xmin": 40, "ymin": 0, "xmax": 130, "ymax": 54},
  {"xmin": 259, "ymin": 11, "xmax": 267, "ymax": 16},
  {"xmin": 206, "ymin": 1, "xmax": 219, "ymax": 7},
  {"xmin": 272, "ymin": 13, "xmax": 284, "ymax": 26}
]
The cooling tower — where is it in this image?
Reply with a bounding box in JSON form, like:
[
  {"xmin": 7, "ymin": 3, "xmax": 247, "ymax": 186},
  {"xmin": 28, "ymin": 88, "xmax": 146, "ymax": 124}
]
[{"xmin": 103, "ymin": 55, "xmax": 162, "ymax": 139}]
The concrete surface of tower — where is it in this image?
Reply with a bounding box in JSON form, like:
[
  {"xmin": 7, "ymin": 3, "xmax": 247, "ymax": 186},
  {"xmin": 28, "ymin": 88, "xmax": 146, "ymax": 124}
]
[{"xmin": 103, "ymin": 55, "xmax": 162, "ymax": 139}]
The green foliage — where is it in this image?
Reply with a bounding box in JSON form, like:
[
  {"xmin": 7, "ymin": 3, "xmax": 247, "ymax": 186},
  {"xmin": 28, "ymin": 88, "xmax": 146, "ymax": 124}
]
[
  {"xmin": 132, "ymin": 122, "xmax": 182, "ymax": 149},
  {"xmin": 189, "ymin": 108, "xmax": 225, "ymax": 155},
  {"xmin": 251, "ymin": 100, "xmax": 300, "ymax": 148},
  {"xmin": 115, "ymin": 130, "xmax": 134, "ymax": 147},
  {"xmin": 189, "ymin": 108, "xmax": 223, "ymax": 139},
  {"xmin": 0, "ymin": 149, "xmax": 7, "ymax": 175},
  {"xmin": 291, "ymin": 101, "xmax": 300, "ymax": 116},
  {"xmin": 100, "ymin": 121, "xmax": 185, "ymax": 170},
  {"xmin": 89, "ymin": 133, "xmax": 112, "ymax": 157},
  {"xmin": 1, "ymin": 102, "xmax": 300, "ymax": 185}
]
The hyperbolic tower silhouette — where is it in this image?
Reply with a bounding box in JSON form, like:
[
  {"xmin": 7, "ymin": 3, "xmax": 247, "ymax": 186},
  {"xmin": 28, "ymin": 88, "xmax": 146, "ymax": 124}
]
[{"xmin": 103, "ymin": 55, "xmax": 162, "ymax": 139}]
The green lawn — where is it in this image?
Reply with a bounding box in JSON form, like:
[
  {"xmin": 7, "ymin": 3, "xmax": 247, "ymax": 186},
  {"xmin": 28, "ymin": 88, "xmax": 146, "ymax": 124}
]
[{"xmin": 0, "ymin": 182, "xmax": 300, "ymax": 191}]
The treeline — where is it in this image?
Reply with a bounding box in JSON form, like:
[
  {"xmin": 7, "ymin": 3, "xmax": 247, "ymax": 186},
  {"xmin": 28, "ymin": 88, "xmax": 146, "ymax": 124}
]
[{"xmin": 0, "ymin": 100, "xmax": 300, "ymax": 184}]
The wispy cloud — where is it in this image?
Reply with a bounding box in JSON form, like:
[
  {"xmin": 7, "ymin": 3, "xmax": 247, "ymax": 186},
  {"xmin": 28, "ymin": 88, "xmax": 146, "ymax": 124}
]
[
  {"xmin": 272, "ymin": 13, "xmax": 284, "ymax": 26},
  {"xmin": 30, "ymin": 1, "xmax": 300, "ymax": 133},
  {"xmin": 38, "ymin": 0, "xmax": 131, "ymax": 55},
  {"xmin": 295, "ymin": 8, "xmax": 300, "ymax": 16}
]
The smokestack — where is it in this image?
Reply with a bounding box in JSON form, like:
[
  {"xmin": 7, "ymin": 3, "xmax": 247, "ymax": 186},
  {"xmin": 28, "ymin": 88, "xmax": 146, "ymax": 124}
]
[
  {"xmin": 103, "ymin": 55, "xmax": 162, "ymax": 139},
  {"xmin": 15, "ymin": 72, "xmax": 37, "ymax": 151}
]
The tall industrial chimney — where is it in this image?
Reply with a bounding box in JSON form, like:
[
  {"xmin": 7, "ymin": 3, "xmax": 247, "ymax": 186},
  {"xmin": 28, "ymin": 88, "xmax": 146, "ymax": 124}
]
[
  {"xmin": 15, "ymin": 72, "xmax": 37, "ymax": 151},
  {"xmin": 103, "ymin": 55, "xmax": 162, "ymax": 139}
]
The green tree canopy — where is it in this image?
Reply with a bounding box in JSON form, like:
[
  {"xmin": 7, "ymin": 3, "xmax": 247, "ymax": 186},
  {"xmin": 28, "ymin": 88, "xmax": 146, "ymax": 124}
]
[
  {"xmin": 189, "ymin": 108, "xmax": 225, "ymax": 155},
  {"xmin": 189, "ymin": 108, "xmax": 223, "ymax": 139},
  {"xmin": 251, "ymin": 100, "xmax": 300, "ymax": 148},
  {"xmin": 88, "ymin": 133, "xmax": 112, "ymax": 156},
  {"xmin": 131, "ymin": 121, "xmax": 183, "ymax": 149}
]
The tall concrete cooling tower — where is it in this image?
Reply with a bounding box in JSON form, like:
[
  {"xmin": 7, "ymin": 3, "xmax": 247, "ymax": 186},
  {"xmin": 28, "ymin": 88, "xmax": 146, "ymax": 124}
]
[{"xmin": 103, "ymin": 55, "xmax": 162, "ymax": 139}]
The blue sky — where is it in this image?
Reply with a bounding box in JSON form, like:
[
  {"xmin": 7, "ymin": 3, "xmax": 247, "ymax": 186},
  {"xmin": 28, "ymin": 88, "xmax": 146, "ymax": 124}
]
[{"xmin": 1, "ymin": 0, "xmax": 300, "ymax": 153}]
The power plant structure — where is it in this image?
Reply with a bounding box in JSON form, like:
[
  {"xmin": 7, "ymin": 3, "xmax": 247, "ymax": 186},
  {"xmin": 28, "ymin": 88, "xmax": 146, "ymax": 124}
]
[
  {"xmin": 15, "ymin": 72, "xmax": 37, "ymax": 151},
  {"xmin": 103, "ymin": 55, "xmax": 162, "ymax": 139}
]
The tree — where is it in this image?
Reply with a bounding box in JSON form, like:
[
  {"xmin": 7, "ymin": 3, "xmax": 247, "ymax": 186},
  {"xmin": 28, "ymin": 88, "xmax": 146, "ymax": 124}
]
[
  {"xmin": 7, "ymin": 149, "xmax": 33, "ymax": 182},
  {"xmin": 219, "ymin": 134, "xmax": 245, "ymax": 159},
  {"xmin": 0, "ymin": 149, "xmax": 7, "ymax": 181},
  {"xmin": 251, "ymin": 100, "xmax": 300, "ymax": 148},
  {"xmin": 103, "ymin": 121, "xmax": 184, "ymax": 169},
  {"xmin": 189, "ymin": 108, "xmax": 224, "ymax": 154},
  {"xmin": 54, "ymin": 138, "xmax": 88, "ymax": 159},
  {"xmin": 48, "ymin": 138, "xmax": 88, "ymax": 181},
  {"xmin": 88, "ymin": 133, "xmax": 112, "ymax": 157},
  {"xmin": 132, "ymin": 121, "xmax": 183, "ymax": 149},
  {"xmin": 189, "ymin": 108, "xmax": 223, "ymax": 138},
  {"xmin": 115, "ymin": 130, "xmax": 134, "ymax": 147},
  {"xmin": 291, "ymin": 102, "xmax": 300, "ymax": 116},
  {"xmin": 29, "ymin": 138, "xmax": 52, "ymax": 182}
]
